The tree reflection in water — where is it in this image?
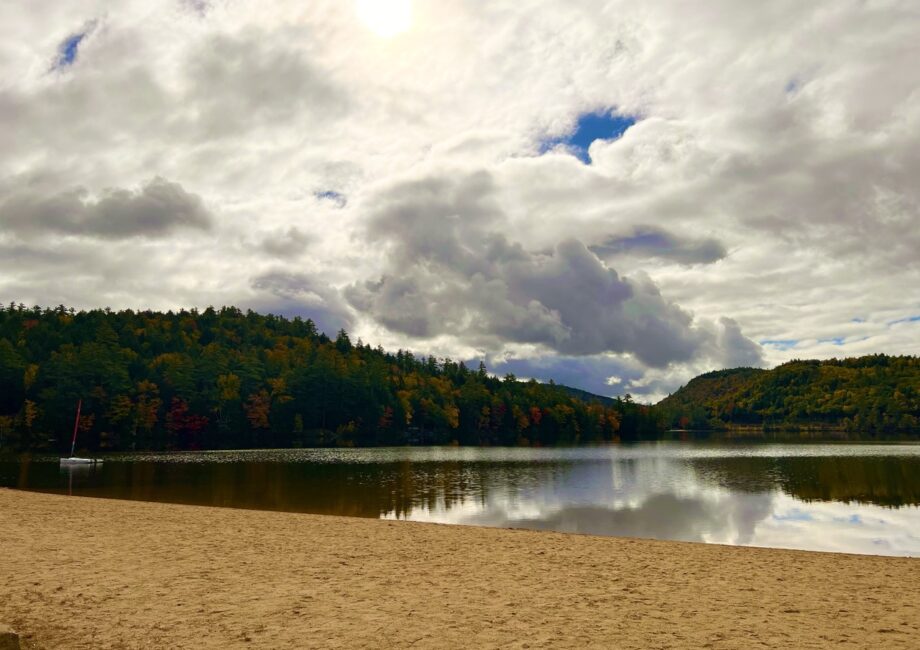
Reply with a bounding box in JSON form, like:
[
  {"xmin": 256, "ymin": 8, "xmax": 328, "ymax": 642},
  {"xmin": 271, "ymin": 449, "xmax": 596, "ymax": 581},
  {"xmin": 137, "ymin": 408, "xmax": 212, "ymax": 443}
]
[{"xmin": 689, "ymin": 455, "xmax": 920, "ymax": 508}]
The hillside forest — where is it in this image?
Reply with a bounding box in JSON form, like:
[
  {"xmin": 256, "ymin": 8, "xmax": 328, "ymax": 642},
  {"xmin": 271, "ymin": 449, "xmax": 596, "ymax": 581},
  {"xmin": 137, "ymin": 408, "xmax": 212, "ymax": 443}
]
[
  {"xmin": 0, "ymin": 304, "xmax": 655, "ymax": 452},
  {"xmin": 658, "ymin": 356, "xmax": 920, "ymax": 436}
]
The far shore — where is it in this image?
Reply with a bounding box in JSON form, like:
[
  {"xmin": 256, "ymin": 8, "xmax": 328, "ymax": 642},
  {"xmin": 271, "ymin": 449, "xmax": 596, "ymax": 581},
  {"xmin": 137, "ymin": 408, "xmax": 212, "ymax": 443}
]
[{"xmin": 2, "ymin": 489, "xmax": 919, "ymax": 649}]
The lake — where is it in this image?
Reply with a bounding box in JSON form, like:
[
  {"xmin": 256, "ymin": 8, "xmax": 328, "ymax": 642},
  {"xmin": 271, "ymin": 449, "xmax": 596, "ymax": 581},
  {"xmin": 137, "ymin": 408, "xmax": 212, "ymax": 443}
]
[{"xmin": 3, "ymin": 442, "xmax": 920, "ymax": 556}]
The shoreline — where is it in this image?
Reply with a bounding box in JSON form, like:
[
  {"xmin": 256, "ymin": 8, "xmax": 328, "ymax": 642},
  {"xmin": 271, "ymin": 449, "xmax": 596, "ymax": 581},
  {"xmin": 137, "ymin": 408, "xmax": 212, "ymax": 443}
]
[
  {"xmin": 2, "ymin": 489, "xmax": 919, "ymax": 649},
  {"xmin": 7, "ymin": 486, "xmax": 919, "ymax": 561}
]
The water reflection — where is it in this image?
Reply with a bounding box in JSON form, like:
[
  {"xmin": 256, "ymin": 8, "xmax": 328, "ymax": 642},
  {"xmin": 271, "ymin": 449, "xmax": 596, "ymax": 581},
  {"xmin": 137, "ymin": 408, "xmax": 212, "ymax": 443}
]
[
  {"xmin": 402, "ymin": 454, "xmax": 776, "ymax": 546},
  {"xmin": 2, "ymin": 443, "xmax": 919, "ymax": 556},
  {"xmin": 457, "ymin": 493, "xmax": 776, "ymax": 546},
  {"xmin": 691, "ymin": 455, "xmax": 920, "ymax": 507}
]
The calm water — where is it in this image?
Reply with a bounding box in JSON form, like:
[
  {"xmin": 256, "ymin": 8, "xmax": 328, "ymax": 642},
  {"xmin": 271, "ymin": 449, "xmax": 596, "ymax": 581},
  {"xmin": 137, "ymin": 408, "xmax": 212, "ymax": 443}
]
[{"xmin": 3, "ymin": 443, "xmax": 920, "ymax": 556}]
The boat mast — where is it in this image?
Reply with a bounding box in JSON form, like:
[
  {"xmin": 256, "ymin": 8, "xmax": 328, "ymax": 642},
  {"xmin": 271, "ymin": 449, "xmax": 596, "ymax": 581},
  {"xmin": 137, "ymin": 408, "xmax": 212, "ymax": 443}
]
[{"xmin": 70, "ymin": 399, "xmax": 82, "ymax": 458}]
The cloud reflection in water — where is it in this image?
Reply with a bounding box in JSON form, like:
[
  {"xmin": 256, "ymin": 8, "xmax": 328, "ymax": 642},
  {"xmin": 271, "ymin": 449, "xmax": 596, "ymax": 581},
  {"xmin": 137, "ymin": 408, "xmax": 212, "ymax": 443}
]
[{"xmin": 385, "ymin": 447, "xmax": 920, "ymax": 556}]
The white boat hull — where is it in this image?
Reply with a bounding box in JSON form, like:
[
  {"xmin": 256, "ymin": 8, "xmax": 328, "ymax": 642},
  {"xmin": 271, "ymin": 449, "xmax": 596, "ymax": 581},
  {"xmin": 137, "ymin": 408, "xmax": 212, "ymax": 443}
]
[{"xmin": 60, "ymin": 457, "xmax": 101, "ymax": 465}]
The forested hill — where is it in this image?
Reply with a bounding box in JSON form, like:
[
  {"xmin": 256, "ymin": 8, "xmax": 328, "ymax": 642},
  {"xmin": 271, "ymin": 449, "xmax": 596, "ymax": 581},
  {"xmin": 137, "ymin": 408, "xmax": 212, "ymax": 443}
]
[
  {"xmin": 657, "ymin": 356, "xmax": 920, "ymax": 435},
  {"xmin": 0, "ymin": 304, "xmax": 658, "ymax": 452}
]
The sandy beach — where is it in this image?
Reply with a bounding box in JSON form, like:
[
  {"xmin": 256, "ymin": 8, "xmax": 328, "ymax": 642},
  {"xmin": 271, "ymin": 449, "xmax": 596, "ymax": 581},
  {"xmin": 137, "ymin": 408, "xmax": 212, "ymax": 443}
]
[{"xmin": 1, "ymin": 489, "xmax": 918, "ymax": 649}]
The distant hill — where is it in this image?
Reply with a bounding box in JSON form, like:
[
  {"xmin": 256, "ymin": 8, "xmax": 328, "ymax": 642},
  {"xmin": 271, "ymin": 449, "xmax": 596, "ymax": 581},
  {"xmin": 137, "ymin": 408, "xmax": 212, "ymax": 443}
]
[
  {"xmin": 656, "ymin": 367, "xmax": 766, "ymax": 429},
  {"xmin": 657, "ymin": 355, "xmax": 920, "ymax": 435},
  {"xmin": 556, "ymin": 384, "xmax": 618, "ymax": 407}
]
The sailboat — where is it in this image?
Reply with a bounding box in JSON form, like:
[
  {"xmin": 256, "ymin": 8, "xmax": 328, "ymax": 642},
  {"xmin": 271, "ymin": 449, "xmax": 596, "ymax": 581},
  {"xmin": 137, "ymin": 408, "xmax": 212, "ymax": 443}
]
[{"xmin": 60, "ymin": 399, "xmax": 102, "ymax": 466}]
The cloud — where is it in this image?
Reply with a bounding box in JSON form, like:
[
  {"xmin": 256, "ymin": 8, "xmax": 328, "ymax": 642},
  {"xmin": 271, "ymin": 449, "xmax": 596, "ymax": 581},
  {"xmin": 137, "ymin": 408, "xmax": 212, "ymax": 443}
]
[
  {"xmin": 347, "ymin": 171, "xmax": 762, "ymax": 369},
  {"xmin": 590, "ymin": 226, "xmax": 727, "ymax": 265},
  {"xmin": 258, "ymin": 227, "xmax": 312, "ymax": 259},
  {"xmin": 182, "ymin": 0, "xmax": 211, "ymax": 16},
  {"xmin": 181, "ymin": 30, "xmax": 349, "ymax": 140},
  {"xmin": 249, "ymin": 271, "xmax": 353, "ymax": 335},
  {"xmin": 0, "ymin": 177, "xmax": 212, "ymax": 239},
  {"xmin": 710, "ymin": 317, "xmax": 765, "ymax": 367}
]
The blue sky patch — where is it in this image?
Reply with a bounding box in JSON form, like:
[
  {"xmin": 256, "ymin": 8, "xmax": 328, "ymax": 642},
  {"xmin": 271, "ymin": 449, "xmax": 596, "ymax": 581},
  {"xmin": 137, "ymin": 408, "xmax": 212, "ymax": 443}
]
[
  {"xmin": 760, "ymin": 339, "xmax": 799, "ymax": 351},
  {"xmin": 56, "ymin": 32, "xmax": 87, "ymax": 68},
  {"xmin": 773, "ymin": 510, "xmax": 814, "ymax": 522},
  {"xmin": 315, "ymin": 190, "xmax": 347, "ymax": 208},
  {"xmin": 888, "ymin": 314, "xmax": 920, "ymax": 326},
  {"xmin": 541, "ymin": 110, "xmax": 637, "ymax": 164},
  {"xmin": 819, "ymin": 337, "xmax": 845, "ymax": 346}
]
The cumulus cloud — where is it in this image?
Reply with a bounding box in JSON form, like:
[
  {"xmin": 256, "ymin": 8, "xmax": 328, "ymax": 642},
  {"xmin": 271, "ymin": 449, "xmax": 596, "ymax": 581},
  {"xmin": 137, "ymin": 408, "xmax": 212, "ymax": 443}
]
[
  {"xmin": 710, "ymin": 317, "xmax": 765, "ymax": 368},
  {"xmin": 182, "ymin": 30, "xmax": 349, "ymax": 140},
  {"xmin": 249, "ymin": 271, "xmax": 353, "ymax": 335},
  {"xmin": 347, "ymin": 171, "xmax": 762, "ymax": 369},
  {"xmin": 258, "ymin": 226, "xmax": 312, "ymax": 259},
  {"xmin": 0, "ymin": 177, "xmax": 212, "ymax": 239}
]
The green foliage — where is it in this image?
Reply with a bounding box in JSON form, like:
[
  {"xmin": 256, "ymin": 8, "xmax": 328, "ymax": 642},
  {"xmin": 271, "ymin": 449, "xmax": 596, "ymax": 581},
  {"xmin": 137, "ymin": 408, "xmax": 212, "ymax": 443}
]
[
  {"xmin": 0, "ymin": 304, "xmax": 645, "ymax": 452},
  {"xmin": 658, "ymin": 356, "xmax": 920, "ymax": 436},
  {"xmin": 0, "ymin": 338, "xmax": 25, "ymax": 416}
]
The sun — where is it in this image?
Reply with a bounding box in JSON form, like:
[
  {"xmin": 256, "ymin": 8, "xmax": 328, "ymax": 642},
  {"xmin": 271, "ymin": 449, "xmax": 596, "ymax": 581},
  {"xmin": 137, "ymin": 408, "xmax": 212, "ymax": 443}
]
[{"xmin": 356, "ymin": 0, "xmax": 412, "ymax": 38}]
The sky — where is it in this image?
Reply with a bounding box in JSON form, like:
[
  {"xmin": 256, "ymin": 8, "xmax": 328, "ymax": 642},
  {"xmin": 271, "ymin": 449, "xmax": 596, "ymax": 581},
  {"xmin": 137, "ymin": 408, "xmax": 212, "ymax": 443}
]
[{"xmin": 1, "ymin": 0, "xmax": 919, "ymax": 401}]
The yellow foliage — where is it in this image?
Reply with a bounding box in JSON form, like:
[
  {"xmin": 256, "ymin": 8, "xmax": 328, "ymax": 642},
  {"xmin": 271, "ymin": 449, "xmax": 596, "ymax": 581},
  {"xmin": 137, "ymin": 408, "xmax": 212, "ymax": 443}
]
[
  {"xmin": 396, "ymin": 389, "xmax": 413, "ymax": 424},
  {"xmin": 23, "ymin": 364, "xmax": 39, "ymax": 390},
  {"xmin": 217, "ymin": 373, "xmax": 241, "ymax": 402},
  {"xmin": 23, "ymin": 400, "xmax": 38, "ymax": 429}
]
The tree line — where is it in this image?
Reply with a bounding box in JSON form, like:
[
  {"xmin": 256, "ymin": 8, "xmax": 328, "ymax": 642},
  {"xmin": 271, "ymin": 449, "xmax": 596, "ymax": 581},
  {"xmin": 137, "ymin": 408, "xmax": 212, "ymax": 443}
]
[{"xmin": 0, "ymin": 304, "xmax": 660, "ymax": 452}]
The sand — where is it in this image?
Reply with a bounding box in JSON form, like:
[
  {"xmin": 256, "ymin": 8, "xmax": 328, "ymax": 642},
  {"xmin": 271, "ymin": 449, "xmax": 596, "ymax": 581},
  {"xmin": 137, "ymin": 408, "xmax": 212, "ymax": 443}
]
[{"xmin": 1, "ymin": 489, "xmax": 918, "ymax": 649}]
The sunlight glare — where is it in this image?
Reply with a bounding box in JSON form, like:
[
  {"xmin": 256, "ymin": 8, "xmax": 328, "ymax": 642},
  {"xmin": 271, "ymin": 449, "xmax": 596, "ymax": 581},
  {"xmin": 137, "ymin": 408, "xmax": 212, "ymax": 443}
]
[{"xmin": 356, "ymin": 0, "xmax": 413, "ymax": 38}]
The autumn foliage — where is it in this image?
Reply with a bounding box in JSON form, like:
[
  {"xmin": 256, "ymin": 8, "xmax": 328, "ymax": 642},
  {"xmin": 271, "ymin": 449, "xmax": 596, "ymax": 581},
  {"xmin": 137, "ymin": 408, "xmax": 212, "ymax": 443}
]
[{"xmin": 0, "ymin": 304, "xmax": 648, "ymax": 452}]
